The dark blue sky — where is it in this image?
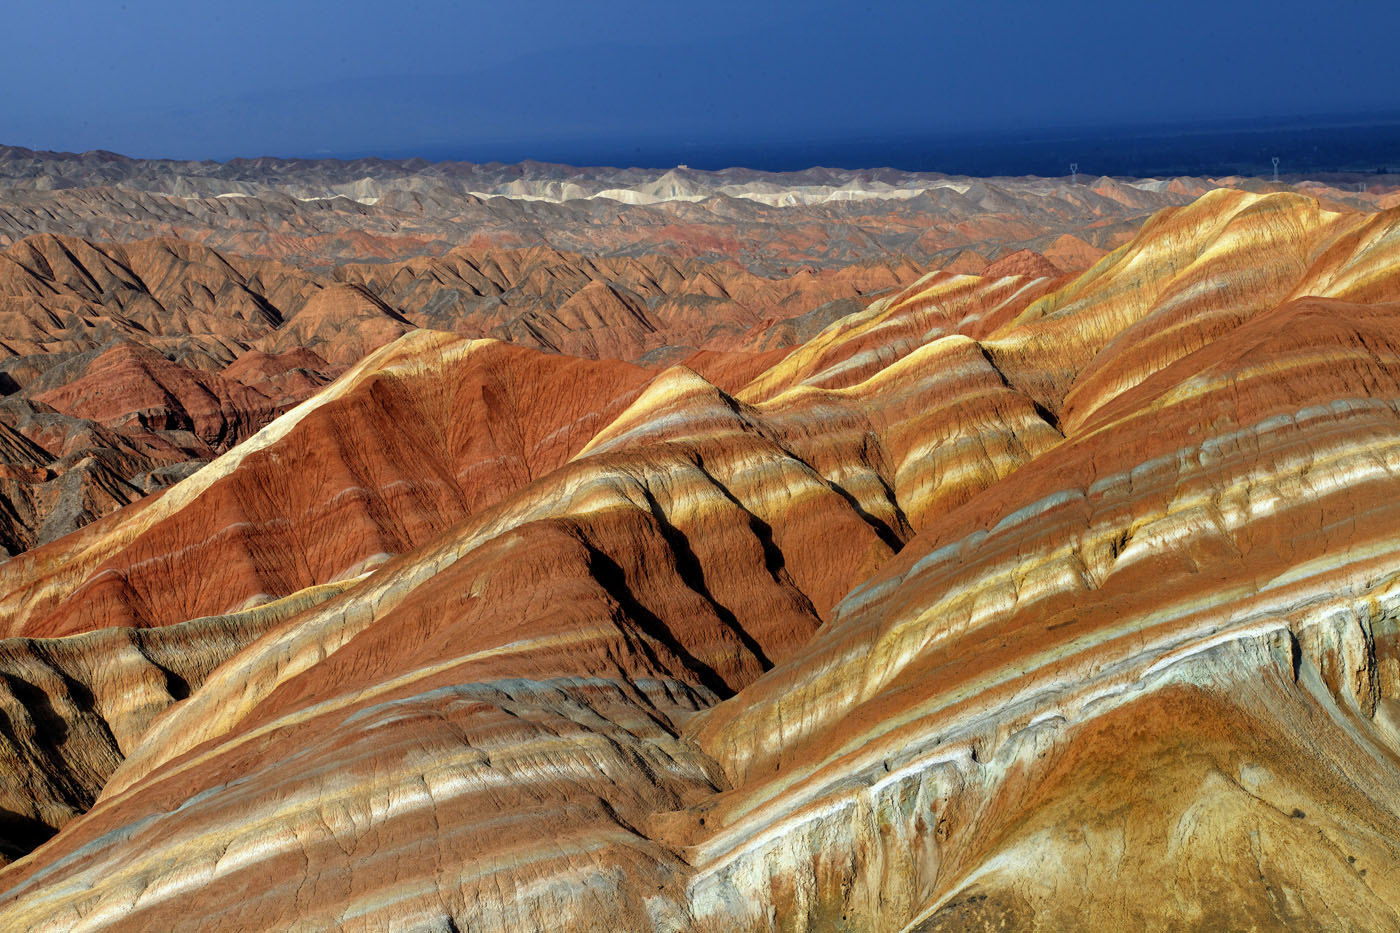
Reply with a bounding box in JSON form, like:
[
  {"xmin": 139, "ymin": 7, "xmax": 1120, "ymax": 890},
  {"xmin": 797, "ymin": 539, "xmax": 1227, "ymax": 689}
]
[{"xmin": 6, "ymin": 0, "xmax": 1398, "ymax": 165}]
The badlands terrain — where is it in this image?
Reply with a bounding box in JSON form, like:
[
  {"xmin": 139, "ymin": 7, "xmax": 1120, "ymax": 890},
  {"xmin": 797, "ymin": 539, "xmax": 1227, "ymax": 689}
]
[
  {"xmin": 0, "ymin": 147, "xmax": 1190, "ymax": 554},
  {"xmin": 0, "ymin": 148, "xmax": 1398, "ymax": 929}
]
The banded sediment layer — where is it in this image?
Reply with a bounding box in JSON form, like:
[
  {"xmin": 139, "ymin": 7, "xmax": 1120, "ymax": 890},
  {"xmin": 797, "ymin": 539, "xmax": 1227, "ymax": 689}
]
[{"xmin": 1, "ymin": 188, "xmax": 1399, "ymax": 929}]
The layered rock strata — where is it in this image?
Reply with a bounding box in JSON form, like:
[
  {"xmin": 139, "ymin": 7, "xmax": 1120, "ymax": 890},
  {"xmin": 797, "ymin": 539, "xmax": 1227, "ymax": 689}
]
[{"xmin": 0, "ymin": 190, "xmax": 1398, "ymax": 929}]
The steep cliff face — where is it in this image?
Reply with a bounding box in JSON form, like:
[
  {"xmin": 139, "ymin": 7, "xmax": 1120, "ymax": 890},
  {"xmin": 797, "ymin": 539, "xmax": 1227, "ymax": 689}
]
[{"xmin": 1, "ymin": 191, "xmax": 1399, "ymax": 930}]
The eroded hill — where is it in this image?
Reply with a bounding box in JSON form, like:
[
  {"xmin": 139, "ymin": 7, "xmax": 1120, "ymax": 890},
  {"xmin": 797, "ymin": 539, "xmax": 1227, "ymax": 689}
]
[{"xmin": 0, "ymin": 189, "xmax": 1397, "ymax": 929}]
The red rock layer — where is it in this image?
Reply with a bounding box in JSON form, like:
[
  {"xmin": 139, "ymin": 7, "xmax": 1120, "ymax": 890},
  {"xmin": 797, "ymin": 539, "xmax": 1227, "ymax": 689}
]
[
  {"xmin": 0, "ymin": 337, "xmax": 657, "ymax": 636},
  {"xmin": 33, "ymin": 344, "xmax": 277, "ymax": 448}
]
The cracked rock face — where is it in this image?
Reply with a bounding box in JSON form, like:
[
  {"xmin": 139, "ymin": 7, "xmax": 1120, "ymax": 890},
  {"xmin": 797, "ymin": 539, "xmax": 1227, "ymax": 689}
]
[{"xmin": 1, "ymin": 189, "xmax": 1400, "ymax": 929}]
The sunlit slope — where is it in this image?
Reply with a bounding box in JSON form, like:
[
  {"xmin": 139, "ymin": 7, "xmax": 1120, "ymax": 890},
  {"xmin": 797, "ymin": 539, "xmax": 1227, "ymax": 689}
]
[
  {"xmin": 983, "ymin": 189, "xmax": 1400, "ymax": 432},
  {"xmin": 689, "ymin": 294, "xmax": 1400, "ymax": 928}
]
